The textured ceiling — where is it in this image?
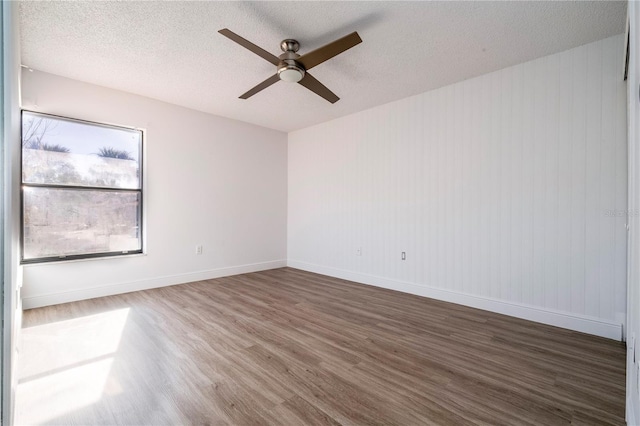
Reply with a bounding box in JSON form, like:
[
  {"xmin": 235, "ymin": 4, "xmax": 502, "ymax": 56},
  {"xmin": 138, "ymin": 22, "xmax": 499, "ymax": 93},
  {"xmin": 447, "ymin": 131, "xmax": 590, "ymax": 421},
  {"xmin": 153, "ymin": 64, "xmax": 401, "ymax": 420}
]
[{"xmin": 20, "ymin": 1, "xmax": 626, "ymax": 132}]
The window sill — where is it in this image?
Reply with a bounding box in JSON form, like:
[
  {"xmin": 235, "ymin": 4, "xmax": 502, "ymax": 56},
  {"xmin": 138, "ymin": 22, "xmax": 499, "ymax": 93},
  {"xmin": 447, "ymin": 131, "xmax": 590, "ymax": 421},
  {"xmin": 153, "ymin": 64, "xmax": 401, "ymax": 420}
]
[{"xmin": 21, "ymin": 252, "xmax": 147, "ymax": 267}]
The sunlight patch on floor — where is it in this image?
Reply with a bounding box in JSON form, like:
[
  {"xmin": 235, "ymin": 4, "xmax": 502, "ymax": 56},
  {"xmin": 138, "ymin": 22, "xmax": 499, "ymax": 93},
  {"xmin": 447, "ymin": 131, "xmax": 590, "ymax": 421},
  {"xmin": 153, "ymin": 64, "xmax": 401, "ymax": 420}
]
[
  {"xmin": 19, "ymin": 358, "xmax": 115, "ymax": 424},
  {"xmin": 16, "ymin": 308, "xmax": 130, "ymax": 425}
]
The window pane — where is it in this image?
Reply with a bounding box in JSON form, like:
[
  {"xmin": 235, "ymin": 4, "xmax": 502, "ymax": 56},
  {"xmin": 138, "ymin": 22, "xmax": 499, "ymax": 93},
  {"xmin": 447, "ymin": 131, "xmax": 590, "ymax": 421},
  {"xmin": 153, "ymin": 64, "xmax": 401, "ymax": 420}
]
[
  {"xmin": 23, "ymin": 187, "xmax": 141, "ymax": 260},
  {"xmin": 22, "ymin": 112, "xmax": 141, "ymax": 189}
]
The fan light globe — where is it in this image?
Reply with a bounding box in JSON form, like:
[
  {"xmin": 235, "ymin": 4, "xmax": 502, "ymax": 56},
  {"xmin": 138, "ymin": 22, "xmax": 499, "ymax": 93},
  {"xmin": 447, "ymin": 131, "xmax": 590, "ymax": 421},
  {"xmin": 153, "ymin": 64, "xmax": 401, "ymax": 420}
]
[{"xmin": 278, "ymin": 68, "xmax": 303, "ymax": 83}]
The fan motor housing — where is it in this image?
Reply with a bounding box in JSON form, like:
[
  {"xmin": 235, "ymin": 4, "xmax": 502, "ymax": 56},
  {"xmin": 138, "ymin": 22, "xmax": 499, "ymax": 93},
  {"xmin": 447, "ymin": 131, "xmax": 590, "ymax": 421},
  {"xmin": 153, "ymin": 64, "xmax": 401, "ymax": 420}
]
[{"xmin": 278, "ymin": 41, "xmax": 305, "ymax": 82}]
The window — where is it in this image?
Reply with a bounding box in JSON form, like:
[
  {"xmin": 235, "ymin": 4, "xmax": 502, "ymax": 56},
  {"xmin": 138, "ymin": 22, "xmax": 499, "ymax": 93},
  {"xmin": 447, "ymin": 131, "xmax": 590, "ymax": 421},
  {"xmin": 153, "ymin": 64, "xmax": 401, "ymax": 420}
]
[{"xmin": 21, "ymin": 111, "xmax": 143, "ymax": 263}]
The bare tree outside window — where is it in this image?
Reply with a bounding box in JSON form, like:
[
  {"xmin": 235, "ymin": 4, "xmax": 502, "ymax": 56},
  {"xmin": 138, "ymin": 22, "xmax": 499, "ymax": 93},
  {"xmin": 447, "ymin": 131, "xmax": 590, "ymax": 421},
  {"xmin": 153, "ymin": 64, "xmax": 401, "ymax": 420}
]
[{"xmin": 21, "ymin": 111, "xmax": 143, "ymax": 262}]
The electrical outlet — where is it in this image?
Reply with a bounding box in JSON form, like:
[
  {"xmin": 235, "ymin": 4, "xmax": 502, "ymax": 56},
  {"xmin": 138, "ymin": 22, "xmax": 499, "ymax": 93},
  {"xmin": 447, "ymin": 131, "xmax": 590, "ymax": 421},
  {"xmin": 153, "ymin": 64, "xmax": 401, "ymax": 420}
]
[
  {"xmin": 356, "ymin": 247, "xmax": 362, "ymax": 256},
  {"xmin": 401, "ymin": 252, "xmax": 406, "ymax": 260},
  {"xmin": 195, "ymin": 245, "xmax": 203, "ymax": 255}
]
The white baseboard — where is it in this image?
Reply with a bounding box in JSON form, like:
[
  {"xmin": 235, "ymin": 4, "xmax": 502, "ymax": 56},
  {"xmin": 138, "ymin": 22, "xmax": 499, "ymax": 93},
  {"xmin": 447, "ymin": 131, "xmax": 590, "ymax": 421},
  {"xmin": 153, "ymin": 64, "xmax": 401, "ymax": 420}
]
[
  {"xmin": 287, "ymin": 259, "xmax": 623, "ymax": 341},
  {"xmin": 22, "ymin": 260, "xmax": 287, "ymax": 310},
  {"xmin": 23, "ymin": 258, "xmax": 624, "ymax": 341}
]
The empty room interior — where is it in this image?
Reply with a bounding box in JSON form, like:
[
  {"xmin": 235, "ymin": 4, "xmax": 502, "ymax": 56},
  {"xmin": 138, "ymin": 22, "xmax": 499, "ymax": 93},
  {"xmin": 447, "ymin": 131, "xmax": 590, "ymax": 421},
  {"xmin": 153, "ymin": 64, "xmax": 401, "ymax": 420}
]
[{"xmin": 2, "ymin": 0, "xmax": 640, "ymax": 424}]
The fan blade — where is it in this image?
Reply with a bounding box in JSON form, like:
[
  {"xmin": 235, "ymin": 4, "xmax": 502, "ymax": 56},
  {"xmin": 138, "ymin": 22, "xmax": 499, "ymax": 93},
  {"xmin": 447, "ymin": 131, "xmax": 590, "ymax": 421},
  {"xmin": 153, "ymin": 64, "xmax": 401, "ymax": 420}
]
[
  {"xmin": 297, "ymin": 32, "xmax": 362, "ymax": 70},
  {"xmin": 219, "ymin": 28, "xmax": 280, "ymax": 66},
  {"xmin": 239, "ymin": 74, "xmax": 280, "ymax": 99},
  {"xmin": 298, "ymin": 72, "xmax": 339, "ymax": 103}
]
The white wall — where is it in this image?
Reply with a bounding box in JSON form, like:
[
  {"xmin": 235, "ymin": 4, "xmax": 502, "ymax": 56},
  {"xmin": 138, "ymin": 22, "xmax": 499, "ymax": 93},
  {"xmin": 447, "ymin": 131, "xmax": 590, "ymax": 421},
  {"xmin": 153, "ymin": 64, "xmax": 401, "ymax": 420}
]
[
  {"xmin": 20, "ymin": 70, "xmax": 288, "ymax": 309},
  {"xmin": 626, "ymin": 0, "xmax": 640, "ymax": 423},
  {"xmin": 288, "ymin": 34, "xmax": 627, "ymax": 340}
]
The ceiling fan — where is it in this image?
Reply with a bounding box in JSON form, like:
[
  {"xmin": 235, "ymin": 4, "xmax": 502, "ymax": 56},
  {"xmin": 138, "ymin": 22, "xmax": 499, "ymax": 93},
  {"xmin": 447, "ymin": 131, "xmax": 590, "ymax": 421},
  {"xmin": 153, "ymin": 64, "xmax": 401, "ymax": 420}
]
[{"xmin": 219, "ymin": 28, "xmax": 362, "ymax": 104}]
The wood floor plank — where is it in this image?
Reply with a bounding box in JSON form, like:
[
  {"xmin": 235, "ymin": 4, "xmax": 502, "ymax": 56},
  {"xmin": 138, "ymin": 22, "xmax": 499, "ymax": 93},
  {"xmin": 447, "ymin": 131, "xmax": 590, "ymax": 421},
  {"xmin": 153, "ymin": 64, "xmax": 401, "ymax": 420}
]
[
  {"xmin": 16, "ymin": 267, "xmax": 626, "ymax": 425},
  {"xmin": 270, "ymin": 395, "xmax": 341, "ymax": 426}
]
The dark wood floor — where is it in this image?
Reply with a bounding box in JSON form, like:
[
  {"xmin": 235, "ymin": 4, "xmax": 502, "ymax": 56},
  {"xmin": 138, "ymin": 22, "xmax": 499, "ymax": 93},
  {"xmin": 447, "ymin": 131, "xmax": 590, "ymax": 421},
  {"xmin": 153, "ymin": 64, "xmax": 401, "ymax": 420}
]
[{"xmin": 16, "ymin": 268, "xmax": 626, "ymax": 425}]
